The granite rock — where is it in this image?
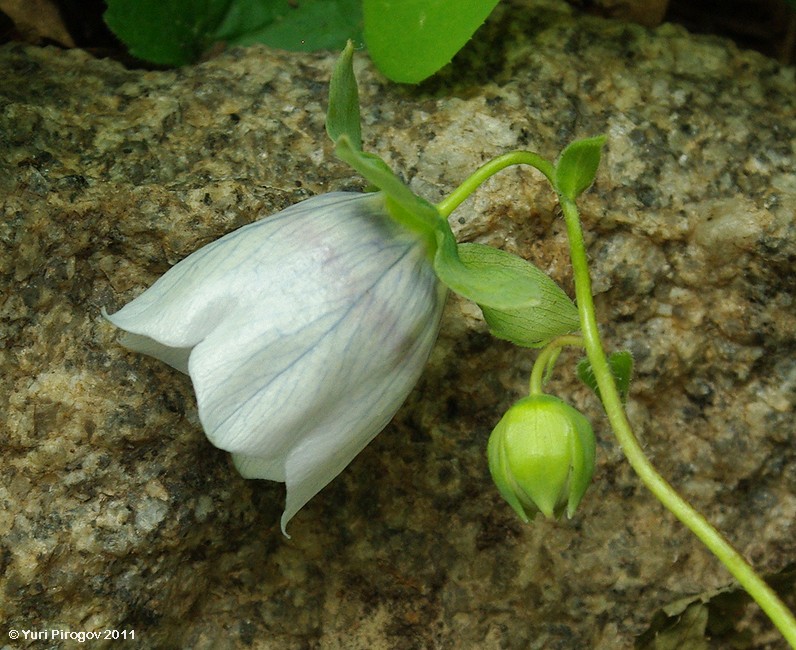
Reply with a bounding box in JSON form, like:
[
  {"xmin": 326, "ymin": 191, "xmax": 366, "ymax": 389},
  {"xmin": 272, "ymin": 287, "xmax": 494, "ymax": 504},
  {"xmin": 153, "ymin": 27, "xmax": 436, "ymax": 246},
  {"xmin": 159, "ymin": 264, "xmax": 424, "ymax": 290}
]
[{"xmin": 1, "ymin": 0, "xmax": 794, "ymax": 648}]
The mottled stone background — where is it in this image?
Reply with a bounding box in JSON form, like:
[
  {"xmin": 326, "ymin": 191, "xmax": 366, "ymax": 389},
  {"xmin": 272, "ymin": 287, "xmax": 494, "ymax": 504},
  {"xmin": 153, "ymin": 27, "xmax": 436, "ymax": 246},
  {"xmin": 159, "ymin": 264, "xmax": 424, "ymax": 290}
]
[{"xmin": 1, "ymin": 0, "xmax": 794, "ymax": 648}]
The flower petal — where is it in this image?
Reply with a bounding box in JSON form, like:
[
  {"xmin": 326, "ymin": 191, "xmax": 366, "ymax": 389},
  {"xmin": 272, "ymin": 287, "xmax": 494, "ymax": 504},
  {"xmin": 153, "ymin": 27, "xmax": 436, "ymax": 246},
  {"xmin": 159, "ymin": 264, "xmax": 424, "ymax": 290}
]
[
  {"xmin": 106, "ymin": 191, "xmax": 446, "ymax": 533},
  {"xmin": 186, "ymin": 210, "xmax": 445, "ymax": 532},
  {"xmin": 105, "ymin": 193, "xmax": 385, "ymax": 349}
]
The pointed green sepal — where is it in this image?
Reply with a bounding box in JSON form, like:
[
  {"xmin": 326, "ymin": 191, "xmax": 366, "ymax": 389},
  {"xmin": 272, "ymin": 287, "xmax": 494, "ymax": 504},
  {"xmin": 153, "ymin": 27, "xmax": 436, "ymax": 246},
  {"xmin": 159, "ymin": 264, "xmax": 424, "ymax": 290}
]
[
  {"xmin": 433, "ymin": 235, "xmax": 547, "ymax": 311},
  {"xmin": 328, "ymin": 42, "xmax": 440, "ymax": 241},
  {"xmin": 447, "ymin": 243, "xmax": 579, "ymax": 346},
  {"xmin": 576, "ymin": 350, "xmax": 634, "ymax": 405},
  {"xmin": 326, "ymin": 40, "xmax": 362, "ymax": 150},
  {"xmin": 334, "ymin": 135, "xmax": 442, "ymax": 243},
  {"xmin": 554, "ymin": 135, "xmax": 606, "ymax": 200}
]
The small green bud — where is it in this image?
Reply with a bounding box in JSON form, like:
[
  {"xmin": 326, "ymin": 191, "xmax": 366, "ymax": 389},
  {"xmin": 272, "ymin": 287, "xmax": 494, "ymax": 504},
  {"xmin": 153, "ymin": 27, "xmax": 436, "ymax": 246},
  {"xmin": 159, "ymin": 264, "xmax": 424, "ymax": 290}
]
[{"xmin": 488, "ymin": 394, "xmax": 596, "ymax": 521}]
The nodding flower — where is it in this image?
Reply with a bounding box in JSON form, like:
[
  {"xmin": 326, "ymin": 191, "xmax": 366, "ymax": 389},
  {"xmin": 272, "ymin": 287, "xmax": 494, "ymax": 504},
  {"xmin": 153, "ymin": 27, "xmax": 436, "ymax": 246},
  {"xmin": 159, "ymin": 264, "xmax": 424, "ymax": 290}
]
[{"xmin": 105, "ymin": 191, "xmax": 447, "ymax": 534}]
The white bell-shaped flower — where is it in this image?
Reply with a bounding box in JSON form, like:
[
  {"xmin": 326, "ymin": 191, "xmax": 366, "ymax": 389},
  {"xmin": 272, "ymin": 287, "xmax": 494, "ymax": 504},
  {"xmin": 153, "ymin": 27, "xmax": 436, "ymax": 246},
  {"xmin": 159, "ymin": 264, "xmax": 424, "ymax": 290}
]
[{"xmin": 105, "ymin": 192, "xmax": 446, "ymax": 533}]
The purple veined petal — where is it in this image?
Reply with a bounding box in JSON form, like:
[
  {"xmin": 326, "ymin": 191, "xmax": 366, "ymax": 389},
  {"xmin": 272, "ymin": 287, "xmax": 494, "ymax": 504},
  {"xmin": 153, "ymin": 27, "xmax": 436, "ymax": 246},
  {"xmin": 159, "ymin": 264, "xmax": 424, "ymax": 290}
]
[
  {"xmin": 105, "ymin": 191, "xmax": 447, "ymax": 534},
  {"xmin": 104, "ymin": 192, "xmax": 389, "ymax": 352},
  {"xmin": 215, "ymin": 248, "xmax": 446, "ymax": 534}
]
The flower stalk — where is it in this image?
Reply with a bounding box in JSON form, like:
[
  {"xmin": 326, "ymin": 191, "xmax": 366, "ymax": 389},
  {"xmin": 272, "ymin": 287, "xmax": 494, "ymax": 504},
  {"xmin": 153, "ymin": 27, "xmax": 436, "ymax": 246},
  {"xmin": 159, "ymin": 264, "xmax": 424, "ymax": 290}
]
[
  {"xmin": 557, "ymin": 194, "xmax": 796, "ymax": 647},
  {"xmin": 444, "ymin": 149, "xmax": 796, "ymax": 646},
  {"xmin": 528, "ymin": 334, "xmax": 584, "ymax": 396}
]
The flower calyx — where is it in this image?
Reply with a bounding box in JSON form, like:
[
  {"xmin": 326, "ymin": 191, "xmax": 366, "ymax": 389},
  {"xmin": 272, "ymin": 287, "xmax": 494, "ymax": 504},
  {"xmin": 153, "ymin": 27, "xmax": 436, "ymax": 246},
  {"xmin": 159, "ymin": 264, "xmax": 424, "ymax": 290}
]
[{"xmin": 488, "ymin": 394, "xmax": 596, "ymax": 521}]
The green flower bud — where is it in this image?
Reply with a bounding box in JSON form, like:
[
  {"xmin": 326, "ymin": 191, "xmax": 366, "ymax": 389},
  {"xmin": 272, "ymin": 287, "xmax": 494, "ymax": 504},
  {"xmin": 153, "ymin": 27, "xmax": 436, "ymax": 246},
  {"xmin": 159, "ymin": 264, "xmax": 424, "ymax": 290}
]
[{"xmin": 488, "ymin": 394, "xmax": 596, "ymax": 521}]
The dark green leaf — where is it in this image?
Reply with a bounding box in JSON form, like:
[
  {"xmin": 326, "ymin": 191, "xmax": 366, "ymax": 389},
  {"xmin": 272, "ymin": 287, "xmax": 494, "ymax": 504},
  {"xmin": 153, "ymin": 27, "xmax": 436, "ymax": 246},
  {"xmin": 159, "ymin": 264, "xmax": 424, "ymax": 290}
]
[
  {"xmin": 326, "ymin": 41, "xmax": 362, "ymax": 150},
  {"xmin": 104, "ymin": 0, "xmax": 231, "ymax": 66},
  {"xmin": 576, "ymin": 350, "xmax": 633, "ymax": 404},
  {"xmin": 554, "ymin": 135, "xmax": 606, "ymax": 200},
  {"xmin": 217, "ymin": 0, "xmax": 362, "ymax": 52},
  {"xmin": 105, "ymin": 0, "xmax": 363, "ymax": 67},
  {"xmin": 363, "ymin": 0, "xmax": 500, "ymax": 83},
  {"xmin": 209, "ymin": 0, "xmax": 280, "ymax": 42}
]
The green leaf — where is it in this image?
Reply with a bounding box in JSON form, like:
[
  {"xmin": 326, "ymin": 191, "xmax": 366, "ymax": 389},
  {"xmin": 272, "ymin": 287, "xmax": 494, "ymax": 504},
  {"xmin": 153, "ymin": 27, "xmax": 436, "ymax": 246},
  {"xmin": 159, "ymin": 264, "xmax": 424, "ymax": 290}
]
[
  {"xmin": 217, "ymin": 0, "xmax": 363, "ymax": 52},
  {"xmin": 470, "ymin": 244, "xmax": 580, "ymax": 347},
  {"xmin": 104, "ymin": 0, "xmax": 363, "ymax": 67},
  {"xmin": 576, "ymin": 350, "xmax": 634, "ymax": 404},
  {"xmin": 326, "ymin": 41, "xmax": 362, "ymax": 150},
  {"xmin": 554, "ymin": 136, "xmax": 606, "ymax": 200},
  {"xmin": 104, "ymin": 0, "xmax": 231, "ymax": 66},
  {"xmin": 363, "ymin": 0, "xmax": 500, "ymax": 83},
  {"xmin": 208, "ymin": 0, "xmax": 281, "ymax": 43}
]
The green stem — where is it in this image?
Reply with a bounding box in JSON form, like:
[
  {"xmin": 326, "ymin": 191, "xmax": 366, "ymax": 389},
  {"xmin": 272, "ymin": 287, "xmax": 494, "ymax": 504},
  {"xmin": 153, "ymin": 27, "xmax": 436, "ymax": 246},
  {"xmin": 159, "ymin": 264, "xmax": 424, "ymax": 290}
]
[
  {"xmin": 528, "ymin": 334, "xmax": 584, "ymax": 395},
  {"xmin": 436, "ymin": 151, "xmax": 555, "ymax": 218},
  {"xmin": 558, "ymin": 195, "xmax": 796, "ymax": 648},
  {"xmin": 439, "ymin": 146, "xmax": 795, "ymax": 644}
]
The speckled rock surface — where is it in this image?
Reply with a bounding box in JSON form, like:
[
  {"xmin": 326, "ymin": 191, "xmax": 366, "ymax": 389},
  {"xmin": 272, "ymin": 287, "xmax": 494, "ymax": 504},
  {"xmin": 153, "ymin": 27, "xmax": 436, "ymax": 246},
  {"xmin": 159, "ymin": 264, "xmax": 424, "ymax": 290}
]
[{"xmin": 1, "ymin": 1, "xmax": 794, "ymax": 648}]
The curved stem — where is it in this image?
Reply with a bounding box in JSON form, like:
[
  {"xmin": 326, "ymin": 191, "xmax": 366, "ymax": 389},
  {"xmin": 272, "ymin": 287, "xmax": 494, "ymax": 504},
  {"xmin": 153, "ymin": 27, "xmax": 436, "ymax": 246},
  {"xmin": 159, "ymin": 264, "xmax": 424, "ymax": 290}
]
[
  {"xmin": 437, "ymin": 151, "xmax": 555, "ymax": 218},
  {"xmin": 529, "ymin": 334, "xmax": 584, "ymax": 395},
  {"xmin": 558, "ymin": 195, "xmax": 796, "ymax": 647}
]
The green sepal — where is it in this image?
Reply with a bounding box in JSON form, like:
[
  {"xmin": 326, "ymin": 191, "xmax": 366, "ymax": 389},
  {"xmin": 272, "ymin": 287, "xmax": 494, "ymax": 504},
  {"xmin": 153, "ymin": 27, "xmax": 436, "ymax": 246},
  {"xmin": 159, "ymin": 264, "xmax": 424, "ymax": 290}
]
[
  {"xmin": 334, "ymin": 135, "xmax": 442, "ymax": 241},
  {"xmin": 326, "ymin": 40, "xmax": 362, "ymax": 151},
  {"xmin": 554, "ymin": 135, "xmax": 606, "ymax": 200},
  {"xmin": 434, "ymin": 235, "xmax": 547, "ymax": 310},
  {"xmin": 487, "ymin": 421, "xmax": 531, "ymax": 523},
  {"xmin": 447, "ymin": 244, "xmax": 579, "ymax": 346},
  {"xmin": 576, "ymin": 350, "xmax": 634, "ymax": 404},
  {"xmin": 329, "ymin": 45, "xmax": 441, "ymax": 242}
]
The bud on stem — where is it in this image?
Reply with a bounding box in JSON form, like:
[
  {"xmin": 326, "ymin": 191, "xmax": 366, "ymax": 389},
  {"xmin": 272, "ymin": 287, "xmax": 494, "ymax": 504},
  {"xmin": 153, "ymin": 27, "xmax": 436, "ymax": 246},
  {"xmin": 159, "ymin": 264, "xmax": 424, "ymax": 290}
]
[{"xmin": 488, "ymin": 394, "xmax": 596, "ymax": 521}]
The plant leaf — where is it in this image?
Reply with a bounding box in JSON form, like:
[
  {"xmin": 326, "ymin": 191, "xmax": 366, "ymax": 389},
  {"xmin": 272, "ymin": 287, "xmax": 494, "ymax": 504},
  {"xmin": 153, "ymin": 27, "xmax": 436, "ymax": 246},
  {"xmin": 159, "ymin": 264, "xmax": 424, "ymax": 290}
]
[
  {"xmin": 105, "ymin": 0, "xmax": 363, "ymax": 66},
  {"xmin": 217, "ymin": 0, "xmax": 363, "ymax": 52},
  {"xmin": 326, "ymin": 40, "xmax": 362, "ymax": 150},
  {"xmin": 434, "ymin": 236, "xmax": 543, "ymax": 310},
  {"xmin": 576, "ymin": 350, "xmax": 634, "ymax": 404},
  {"xmin": 554, "ymin": 135, "xmax": 606, "ymax": 200},
  {"xmin": 363, "ymin": 0, "xmax": 500, "ymax": 83},
  {"xmin": 456, "ymin": 244, "xmax": 579, "ymax": 346},
  {"xmin": 104, "ymin": 0, "xmax": 232, "ymax": 66}
]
